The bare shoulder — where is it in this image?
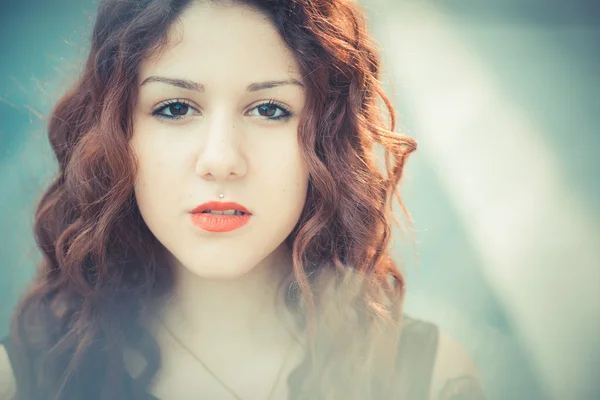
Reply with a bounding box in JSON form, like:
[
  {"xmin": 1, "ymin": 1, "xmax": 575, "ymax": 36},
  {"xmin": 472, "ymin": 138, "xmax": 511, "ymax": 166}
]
[
  {"xmin": 429, "ymin": 331, "xmax": 486, "ymax": 400},
  {"xmin": 0, "ymin": 344, "xmax": 16, "ymax": 400}
]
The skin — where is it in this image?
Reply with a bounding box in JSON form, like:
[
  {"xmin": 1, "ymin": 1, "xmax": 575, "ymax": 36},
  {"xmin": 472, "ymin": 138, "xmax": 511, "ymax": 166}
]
[
  {"xmin": 132, "ymin": 1, "xmax": 308, "ymax": 282},
  {"xmin": 129, "ymin": 2, "xmax": 308, "ymax": 398}
]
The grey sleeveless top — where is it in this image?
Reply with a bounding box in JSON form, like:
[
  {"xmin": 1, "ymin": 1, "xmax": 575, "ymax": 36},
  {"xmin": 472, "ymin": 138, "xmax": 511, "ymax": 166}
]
[{"xmin": 1, "ymin": 314, "xmax": 439, "ymax": 399}]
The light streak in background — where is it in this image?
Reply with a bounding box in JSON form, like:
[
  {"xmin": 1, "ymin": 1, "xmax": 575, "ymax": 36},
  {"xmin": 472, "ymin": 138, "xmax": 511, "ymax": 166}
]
[{"xmin": 381, "ymin": 3, "xmax": 600, "ymax": 398}]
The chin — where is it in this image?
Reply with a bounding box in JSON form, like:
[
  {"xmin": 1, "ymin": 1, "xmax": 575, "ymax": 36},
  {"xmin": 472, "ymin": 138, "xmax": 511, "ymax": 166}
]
[{"xmin": 181, "ymin": 260, "xmax": 258, "ymax": 280}]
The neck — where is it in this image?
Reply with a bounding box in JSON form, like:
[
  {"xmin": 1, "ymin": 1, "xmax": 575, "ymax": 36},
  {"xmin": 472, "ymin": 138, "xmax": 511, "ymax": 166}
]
[{"xmin": 154, "ymin": 243, "xmax": 297, "ymax": 350}]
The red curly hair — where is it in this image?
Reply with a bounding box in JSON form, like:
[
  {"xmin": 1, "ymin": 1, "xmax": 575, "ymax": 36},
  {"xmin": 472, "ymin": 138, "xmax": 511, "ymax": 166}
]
[{"xmin": 8, "ymin": 0, "xmax": 418, "ymax": 399}]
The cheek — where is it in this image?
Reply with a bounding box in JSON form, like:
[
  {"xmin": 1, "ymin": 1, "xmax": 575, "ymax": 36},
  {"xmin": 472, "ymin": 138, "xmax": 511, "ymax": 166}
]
[
  {"xmin": 274, "ymin": 149, "xmax": 309, "ymax": 211},
  {"xmin": 261, "ymin": 137, "xmax": 307, "ymax": 189},
  {"xmin": 132, "ymin": 125, "xmax": 183, "ymax": 179},
  {"xmin": 131, "ymin": 137, "xmax": 177, "ymax": 210}
]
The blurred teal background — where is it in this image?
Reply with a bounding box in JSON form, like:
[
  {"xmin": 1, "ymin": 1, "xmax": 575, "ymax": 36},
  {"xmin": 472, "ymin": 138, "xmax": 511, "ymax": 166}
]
[{"xmin": 1, "ymin": 1, "xmax": 598, "ymax": 399}]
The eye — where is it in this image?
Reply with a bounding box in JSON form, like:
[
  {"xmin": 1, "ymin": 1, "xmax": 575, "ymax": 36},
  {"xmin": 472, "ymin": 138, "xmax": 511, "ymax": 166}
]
[
  {"xmin": 152, "ymin": 99, "xmax": 198, "ymax": 120},
  {"xmin": 248, "ymin": 100, "xmax": 292, "ymax": 121}
]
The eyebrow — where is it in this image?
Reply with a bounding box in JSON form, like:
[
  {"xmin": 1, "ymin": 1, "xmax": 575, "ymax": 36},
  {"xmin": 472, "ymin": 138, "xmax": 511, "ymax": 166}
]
[{"xmin": 140, "ymin": 76, "xmax": 304, "ymax": 92}]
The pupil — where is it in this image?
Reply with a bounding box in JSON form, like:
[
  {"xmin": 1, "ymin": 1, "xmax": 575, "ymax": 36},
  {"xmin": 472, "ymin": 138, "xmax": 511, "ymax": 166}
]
[
  {"xmin": 170, "ymin": 103, "xmax": 188, "ymax": 116},
  {"xmin": 259, "ymin": 105, "xmax": 276, "ymax": 117}
]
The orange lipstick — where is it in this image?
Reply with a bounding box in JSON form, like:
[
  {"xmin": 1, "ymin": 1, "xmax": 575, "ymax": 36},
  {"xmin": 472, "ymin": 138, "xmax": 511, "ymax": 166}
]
[{"xmin": 190, "ymin": 201, "xmax": 252, "ymax": 232}]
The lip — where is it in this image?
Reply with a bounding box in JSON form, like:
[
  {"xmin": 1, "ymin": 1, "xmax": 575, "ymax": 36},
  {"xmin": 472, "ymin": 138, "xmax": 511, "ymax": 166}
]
[
  {"xmin": 190, "ymin": 201, "xmax": 252, "ymax": 233},
  {"xmin": 191, "ymin": 201, "xmax": 251, "ymax": 214}
]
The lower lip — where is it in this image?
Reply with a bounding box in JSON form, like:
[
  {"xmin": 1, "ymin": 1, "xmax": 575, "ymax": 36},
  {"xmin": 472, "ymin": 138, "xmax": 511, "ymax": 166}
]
[{"xmin": 190, "ymin": 213, "xmax": 251, "ymax": 232}]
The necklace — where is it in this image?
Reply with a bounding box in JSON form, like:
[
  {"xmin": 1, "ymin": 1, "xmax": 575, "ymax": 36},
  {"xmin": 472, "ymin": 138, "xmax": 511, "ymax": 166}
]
[{"xmin": 157, "ymin": 317, "xmax": 296, "ymax": 400}]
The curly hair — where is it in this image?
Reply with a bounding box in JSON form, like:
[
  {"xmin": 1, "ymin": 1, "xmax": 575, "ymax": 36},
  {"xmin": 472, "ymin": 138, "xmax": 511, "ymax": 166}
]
[{"xmin": 8, "ymin": 0, "xmax": 418, "ymax": 399}]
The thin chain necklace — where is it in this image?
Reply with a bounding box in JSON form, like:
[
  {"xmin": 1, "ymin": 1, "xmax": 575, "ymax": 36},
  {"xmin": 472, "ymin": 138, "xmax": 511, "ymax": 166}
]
[{"xmin": 157, "ymin": 316, "xmax": 296, "ymax": 400}]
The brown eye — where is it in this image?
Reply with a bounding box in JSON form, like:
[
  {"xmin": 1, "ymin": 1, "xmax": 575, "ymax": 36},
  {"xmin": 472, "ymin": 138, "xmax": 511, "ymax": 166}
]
[
  {"xmin": 168, "ymin": 103, "xmax": 189, "ymax": 116},
  {"xmin": 257, "ymin": 104, "xmax": 277, "ymax": 117},
  {"xmin": 248, "ymin": 100, "xmax": 292, "ymax": 121},
  {"xmin": 152, "ymin": 100, "xmax": 197, "ymax": 120}
]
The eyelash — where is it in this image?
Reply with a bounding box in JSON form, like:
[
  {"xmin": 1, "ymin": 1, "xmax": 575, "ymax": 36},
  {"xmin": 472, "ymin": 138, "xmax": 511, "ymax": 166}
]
[{"xmin": 151, "ymin": 99, "xmax": 293, "ymax": 121}]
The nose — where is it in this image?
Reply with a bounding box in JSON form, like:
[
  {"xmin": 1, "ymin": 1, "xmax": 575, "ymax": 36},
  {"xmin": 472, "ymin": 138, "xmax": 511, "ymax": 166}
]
[{"xmin": 194, "ymin": 112, "xmax": 247, "ymax": 181}]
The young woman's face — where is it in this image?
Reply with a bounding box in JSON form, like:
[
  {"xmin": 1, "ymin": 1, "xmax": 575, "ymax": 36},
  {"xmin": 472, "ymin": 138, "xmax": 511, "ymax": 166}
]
[{"xmin": 131, "ymin": 2, "xmax": 308, "ymax": 279}]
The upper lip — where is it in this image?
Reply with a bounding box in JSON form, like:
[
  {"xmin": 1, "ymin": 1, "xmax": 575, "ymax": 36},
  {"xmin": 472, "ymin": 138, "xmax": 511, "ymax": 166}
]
[{"xmin": 191, "ymin": 201, "xmax": 251, "ymax": 214}]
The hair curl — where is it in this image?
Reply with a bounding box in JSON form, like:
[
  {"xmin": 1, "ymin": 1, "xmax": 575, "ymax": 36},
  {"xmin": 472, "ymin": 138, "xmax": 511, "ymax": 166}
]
[{"xmin": 8, "ymin": 0, "xmax": 418, "ymax": 399}]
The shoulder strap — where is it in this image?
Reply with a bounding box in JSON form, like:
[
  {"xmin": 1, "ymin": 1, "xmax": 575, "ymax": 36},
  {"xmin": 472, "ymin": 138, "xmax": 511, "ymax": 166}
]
[{"xmin": 396, "ymin": 315, "xmax": 440, "ymax": 400}]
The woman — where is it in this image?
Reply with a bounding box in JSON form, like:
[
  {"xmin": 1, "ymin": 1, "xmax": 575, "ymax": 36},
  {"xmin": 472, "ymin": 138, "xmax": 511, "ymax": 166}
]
[{"xmin": 0, "ymin": 0, "xmax": 486, "ymax": 399}]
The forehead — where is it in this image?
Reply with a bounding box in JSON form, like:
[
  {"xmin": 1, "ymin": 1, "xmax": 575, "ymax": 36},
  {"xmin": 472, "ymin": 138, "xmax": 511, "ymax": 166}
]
[{"xmin": 139, "ymin": 2, "xmax": 303, "ymax": 87}]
